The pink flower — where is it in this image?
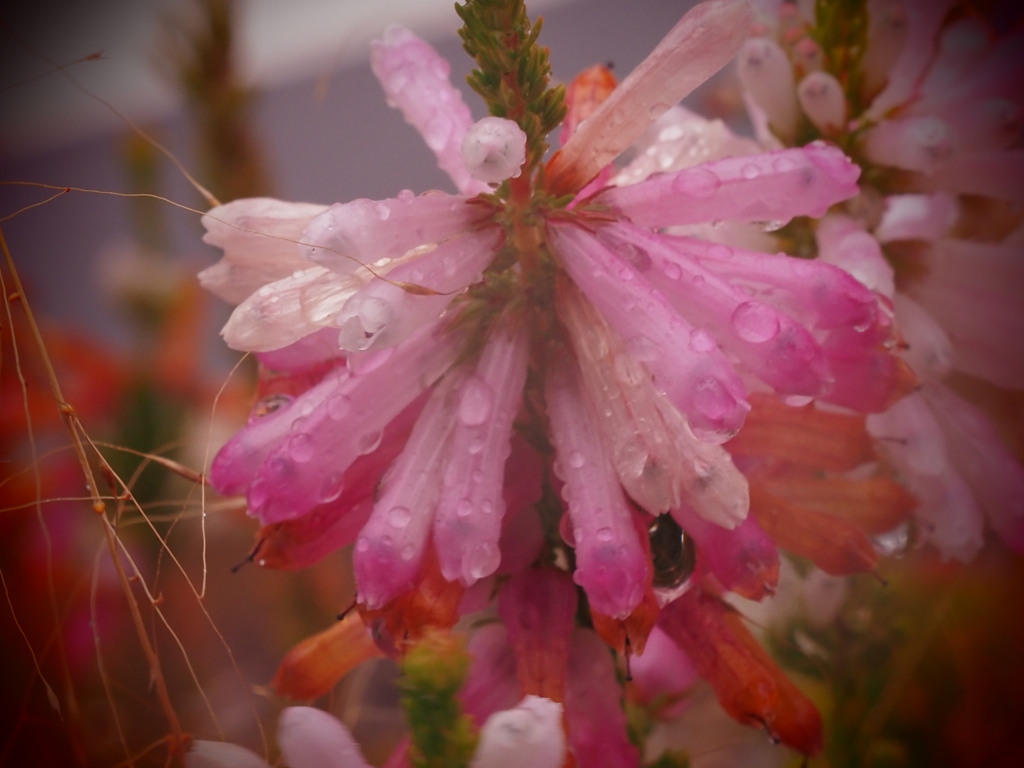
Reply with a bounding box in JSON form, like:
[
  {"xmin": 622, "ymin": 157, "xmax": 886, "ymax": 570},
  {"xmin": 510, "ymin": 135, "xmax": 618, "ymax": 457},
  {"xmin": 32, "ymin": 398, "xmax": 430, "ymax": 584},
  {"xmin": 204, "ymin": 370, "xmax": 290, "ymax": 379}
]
[
  {"xmin": 200, "ymin": 0, "xmax": 910, "ymax": 757},
  {"xmin": 727, "ymin": 0, "xmax": 1024, "ymax": 560}
]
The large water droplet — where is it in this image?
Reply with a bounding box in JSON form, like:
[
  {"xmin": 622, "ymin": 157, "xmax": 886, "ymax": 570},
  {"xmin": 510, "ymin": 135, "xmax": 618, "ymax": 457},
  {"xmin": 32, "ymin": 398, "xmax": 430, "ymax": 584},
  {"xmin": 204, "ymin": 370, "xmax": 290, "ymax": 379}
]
[
  {"xmin": 465, "ymin": 542, "xmax": 500, "ymax": 581},
  {"xmin": 320, "ymin": 472, "xmax": 345, "ymax": 503},
  {"xmin": 662, "ymin": 261, "xmax": 682, "ymax": 280},
  {"xmin": 458, "ymin": 376, "xmax": 494, "ymax": 426},
  {"xmin": 568, "ymin": 451, "xmax": 586, "ymax": 469},
  {"xmin": 286, "ymin": 433, "xmax": 315, "ymax": 463},
  {"xmin": 741, "ymin": 163, "xmax": 761, "ymax": 179},
  {"xmin": 326, "ymin": 394, "xmax": 351, "ymax": 420},
  {"xmin": 596, "ymin": 527, "xmax": 613, "ymax": 542},
  {"xmin": 456, "ymin": 498, "xmax": 474, "ymax": 517},
  {"xmin": 732, "ymin": 301, "xmax": 780, "ymax": 343},
  {"xmin": 388, "ymin": 506, "xmax": 412, "ymax": 529},
  {"xmin": 374, "ymin": 203, "xmax": 391, "ymax": 220},
  {"xmin": 673, "ymin": 167, "xmax": 721, "ymax": 198},
  {"xmin": 248, "ymin": 393, "xmax": 294, "ymax": 422},
  {"xmin": 358, "ymin": 430, "xmax": 384, "ymax": 455}
]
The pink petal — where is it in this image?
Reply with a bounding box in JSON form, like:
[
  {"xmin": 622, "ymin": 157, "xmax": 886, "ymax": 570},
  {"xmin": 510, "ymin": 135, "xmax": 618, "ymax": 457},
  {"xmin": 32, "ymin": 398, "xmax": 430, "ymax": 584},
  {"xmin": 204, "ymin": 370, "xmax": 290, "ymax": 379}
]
[
  {"xmin": 200, "ymin": 198, "xmax": 328, "ymax": 304},
  {"xmin": 550, "ymin": 222, "xmax": 749, "ymax": 443},
  {"xmin": 861, "ymin": 116, "xmax": 957, "ymax": 174},
  {"xmin": 673, "ymin": 505, "xmax": 778, "ymax": 600},
  {"xmin": 433, "ymin": 319, "xmax": 530, "ymax": 585},
  {"xmin": 545, "ymin": 358, "xmax": 650, "ymax": 619},
  {"xmin": 923, "ymin": 381, "xmax": 1024, "ymax": 553},
  {"xmin": 797, "ymin": 71, "xmax": 847, "ymax": 133},
  {"xmin": 737, "ymin": 37, "xmax": 800, "ymax": 141},
  {"xmin": 629, "ymin": 625, "xmax": 699, "ymax": 717},
  {"xmin": 612, "ymin": 106, "xmax": 761, "ymax": 187},
  {"xmin": 185, "ymin": 741, "xmax": 270, "ymax": 768},
  {"xmin": 563, "ymin": 628, "xmax": 640, "ymax": 766},
  {"xmin": 354, "ymin": 372, "xmax": 462, "ymax": 609},
  {"xmin": 302, "ymin": 192, "xmax": 482, "ymax": 275},
  {"xmin": 461, "ymin": 624, "xmax": 522, "ymax": 726},
  {"xmin": 602, "ymin": 222, "xmax": 831, "ymax": 397},
  {"xmin": 861, "ymin": 0, "xmax": 910, "ymax": 98},
  {"xmin": 559, "ymin": 280, "xmax": 749, "ymax": 524},
  {"xmin": 910, "ymin": 238, "xmax": 1024, "ymax": 388},
  {"xmin": 247, "ymin": 323, "xmax": 461, "ymax": 523},
  {"xmin": 371, "ymin": 26, "xmax": 488, "ymax": 196},
  {"xmin": 337, "ymin": 228, "xmax": 500, "ymax": 352},
  {"xmin": 815, "ymin": 215, "xmax": 895, "ymax": 298},
  {"xmin": 598, "ymin": 142, "xmax": 860, "ymax": 229},
  {"xmin": 221, "ymin": 267, "xmax": 363, "ymax": 352},
  {"xmin": 865, "ymin": 0, "xmax": 958, "ymax": 120},
  {"xmin": 924, "ymin": 150, "xmax": 1024, "ymax": 203},
  {"xmin": 874, "ymin": 193, "xmax": 957, "ymax": 243},
  {"xmin": 546, "ymin": 0, "xmax": 752, "ymax": 194},
  {"xmin": 278, "ymin": 706, "xmax": 371, "ymax": 768},
  {"xmin": 679, "ymin": 234, "xmax": 879, "ymax": 331}
]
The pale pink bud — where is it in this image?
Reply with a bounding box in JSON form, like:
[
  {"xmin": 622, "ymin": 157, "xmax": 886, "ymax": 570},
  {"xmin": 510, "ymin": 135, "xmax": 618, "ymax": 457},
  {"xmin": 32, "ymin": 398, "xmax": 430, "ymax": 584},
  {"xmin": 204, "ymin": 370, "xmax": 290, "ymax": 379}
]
[
  {"xmin": 278, "ymin": 706, "xmax": 372, "ymax": 768},
  {"xmin": 461, "ymin": 117, "xmax": 528, "ymax": 184},
  {"xmin": 737, "ymin": 37, "xmax": 800, "ymax": 141},
  {"xmin": 862, "ymin": 116, "xmax": 958, "ymax": 174},
  {"xmin": 797, "ymin": 71, "xmax": 847, "ymax": 133}
]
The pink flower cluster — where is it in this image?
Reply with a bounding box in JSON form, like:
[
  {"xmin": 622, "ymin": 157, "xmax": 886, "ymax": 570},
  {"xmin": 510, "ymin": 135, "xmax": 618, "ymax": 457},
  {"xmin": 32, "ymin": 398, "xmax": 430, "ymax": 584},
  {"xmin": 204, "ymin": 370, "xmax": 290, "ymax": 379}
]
[{"xmin": 198, "ymin": 0, "xmax": 922, "ymax": 759}]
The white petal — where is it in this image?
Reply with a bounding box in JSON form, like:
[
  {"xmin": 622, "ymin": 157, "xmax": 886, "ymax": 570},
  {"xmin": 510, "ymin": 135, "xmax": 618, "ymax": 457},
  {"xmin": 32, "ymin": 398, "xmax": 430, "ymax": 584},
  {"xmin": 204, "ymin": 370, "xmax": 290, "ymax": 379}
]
[
  {"xmin": 278, "ymin": 706, "xmax": 371, "ymax": 768},
  {"xmin": 470, "ymin": 696, "xmax": 565, "ymax": 768},
  {"xmin": 185, "ymin": 741, "xmax": 271, "ymax": 768}
]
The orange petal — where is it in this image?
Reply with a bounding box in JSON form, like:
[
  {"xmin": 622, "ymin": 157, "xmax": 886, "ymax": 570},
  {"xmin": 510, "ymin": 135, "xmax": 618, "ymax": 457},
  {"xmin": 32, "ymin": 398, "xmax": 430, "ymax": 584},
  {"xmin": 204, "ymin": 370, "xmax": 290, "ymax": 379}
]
[
  {"xmin": 726, "ymin": 392, "xmax": 874, "ymax": 471},
  {"xmin": 591, "ymin": 586, "xmax": 659, "ymax": 657},
  {"xmin": 271, "ymin": 612, "xmax": 383, "ymax": 700},
  {"xmin": 759, "ymin": 472, "xmax": 917, "ymax": 535},
  {"xmin": 750, "ymin": 486, "xmax": 878, "ymax": 575}
]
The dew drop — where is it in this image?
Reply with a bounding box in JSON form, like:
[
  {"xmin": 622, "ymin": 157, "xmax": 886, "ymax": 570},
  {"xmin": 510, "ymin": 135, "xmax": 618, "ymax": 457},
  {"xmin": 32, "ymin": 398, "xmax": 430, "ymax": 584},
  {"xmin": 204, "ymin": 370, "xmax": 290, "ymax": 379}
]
[
  {"xmin": 732, "ymin": 301, "xmax": 780, "ymax": 343},
  {"xmin": 286, "ymin": 433, "xmax": 315, "ymax": 463},
  {"xmin": 355, "ymin": 536, "xmax": 370, "ymax": 553},
  {"xmin": 468, "ymin": 436, "xmax": 485, "ymax": 455},
  {"xmin": 248, "ymin": 393, "xmax": 294, "ymax": 422},
  {"xmin": 267, "ymin": 456, "xmax": 292, "ymax": 479},
  {"xmin": 388, "ymin": 506, "xmax": 412, "ymax": 529},
  {"xmin": 596, "ymin": 527, "xmax": 613, "ymax": 542},
  {"xmin": 465, "ymin": 542, "xmax": 500, "ymax": 581},
  {"xmin": 568, "ymin": 451, "xmax": 586, "ymax": 469},
  {"xmin": 456, "ymin": 498, "xmax": 474, "ymax": 517},
  {"xmin": 248, "ymin": 479, "xmax": 268, "ymax": 510},
  {"xmin": 358, "ymin": 430, "xmax": 384, "ymax": 455},
  {"xmin": 689, "ymin": 329, "xmax": 717, "ymax": 352},
  {"xmin": 481, "ymin": 499, "xmax": 494, "ymax": 515},
  {"xmin": 662, "ymin": 262, "xmax": 682, "ymax": 280},
  {"xmin": 672, "ymin": 167, "xmax": 721, "ymax": 198},
  {"xmin": 741, "ymin": 163, "xmax": 761, "ymax": 179},
  {"xmin": 320, "ymin": 472, "xmax": 345, "ymax": 503},
  {"xmin": 374, "ymin": 203, "xmax": 391, "ymax": 220},
  {"xmin": 326, "ymin": 394, "xmax": 352, "ymax": 420},
  {"xmin": 400, "ymin": 543, "xmax": 417, "ymax": 561},
  {"xmin": 692, "ymin": 376, "xmax": 736, "ymax": 421},
  {"xmin": 458, "ymin": 377, "xmax": 494, "ymax": 426}
]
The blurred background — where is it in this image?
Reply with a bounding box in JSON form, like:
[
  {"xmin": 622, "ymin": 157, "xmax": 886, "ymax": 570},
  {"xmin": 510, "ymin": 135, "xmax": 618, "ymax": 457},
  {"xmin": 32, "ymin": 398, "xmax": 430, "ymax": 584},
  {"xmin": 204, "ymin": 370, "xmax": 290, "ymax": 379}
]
[{"xmin": 2, "ymin": 1, "xmax": 1022, "ymax": 767}]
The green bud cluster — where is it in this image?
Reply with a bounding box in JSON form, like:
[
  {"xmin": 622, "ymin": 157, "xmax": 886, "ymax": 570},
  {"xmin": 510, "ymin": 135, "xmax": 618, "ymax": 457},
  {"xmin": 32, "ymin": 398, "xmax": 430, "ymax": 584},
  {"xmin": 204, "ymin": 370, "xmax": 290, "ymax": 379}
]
[
  {"xmin": 401, "ymin": 629, "xmax": 479, "ymax": 768},
  {"xmin": 455, "ymin": 0, "xmax": 567, "ymax": 175}
]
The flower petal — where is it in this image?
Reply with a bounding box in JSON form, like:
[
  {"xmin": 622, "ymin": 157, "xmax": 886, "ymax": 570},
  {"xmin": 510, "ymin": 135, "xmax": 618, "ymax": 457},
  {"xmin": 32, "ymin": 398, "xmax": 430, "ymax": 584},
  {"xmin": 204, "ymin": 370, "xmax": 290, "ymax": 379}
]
[
  {"xmin": 278, "ymin": 706, "xmax": 372, "ymax": 768},
  {"xmin": 200, "ymin": 198, "xmax": 328, "ymax": 304},
  {"xmin": 470, "ymin": 696, "xmax": 565, "ymax": 768},
  {"xmin": 185, "ymin": 741, "xmax": 270, "ymax": 768},
  {"xmin": 598, "ymin": 142, "xmax": 860, "ymax": 229},
  {"xmin": 371, "ymin": 26, "xmax": 489, "ymax": 196},
  {"xmin": 546, "ymin": 0, "xmax": 752, "ymax": 194}
]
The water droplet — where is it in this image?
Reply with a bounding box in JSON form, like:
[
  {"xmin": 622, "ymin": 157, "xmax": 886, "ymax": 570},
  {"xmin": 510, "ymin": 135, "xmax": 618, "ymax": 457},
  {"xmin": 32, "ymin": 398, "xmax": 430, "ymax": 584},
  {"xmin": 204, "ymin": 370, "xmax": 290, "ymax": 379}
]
[
  {"xmin": 784, "ymin": 394, "xmax": 814, "ymax": 407},
  {"xmin": 741, "ymin": 163, "xmax": 760, "ymax": 179},
  {"xmin": 456, "ymin": 498, "xmax": 474, "ymax": 517},
  {"xmin": 397, "ymin": 189, "xmax": 415, "ymax": 201},
  {"xmin": 374, "ymin": 203, "xmax": 391, "ymax": 220},
  {"xmin": 388, "ymin": 506, "xmax": 412, "ymax": 528},
  {"xmin": 465, "ymin": 542, "xmax": 500, "ymax": 580},
  {"xmin": 358, "ymin": 430, "xmax": 383, "ymax": 455},
  {"xmin": 481, "ymin": 499, "xmax": 494, "ymax": 515},
  {"xmin": 648, "ymin": 101, "xmax": 670, "ymax": 120},
  {"xmin": 400, "ymin": 543, "xmax": 417, "ymax": 561},
  {"xmin": 662, "ymin": 262, "xmax": 682, "ymax": 280},
  {"xmin": 689, "ymin": 329, "xmax": 717, "ymax": 352},
  {"xmin": 248, "ymin": 393, "xmax": 294, "ymax": 422},
  {"xmin": 596, "ymin": 527, "xmax": 613, "ymax": 542},
  {"xmin": 672, "ymin": 167, "xmax": 721, "ymax": 198},
  {"xmin": 458, "ymin": 377, "xmax": 494, "ymax": 426},
  {"xmin": 692, "ymin": 376, "xmax": 736, "ymax": 421},
  {"xmin": 355, "ymin": 536, "xmax": 370, "ymax": 553},
  {"xmin": 618, "ymin": 266, "xmax": 635, "ymax": 282},
  {"xmin": 248, "ymin": 479, "xmax": 268, "ymax": 510},
  {"xmin": 286, "ymin": 433, "xmax": 315, "ymax": 462},
  {"xmin": 320, "ymin": 473, "xmax": 345, "ymax": 503},
  {"xmin": 691, "ymin": 274, "xmax": 705, "ymax": 287},
  {"xmin": 732, "ymin": 301, "xmax": 780, "ymax": 343},
  {"xmin": 267, "ymin": 456, "xmax": 292, "ymax": 479},
  {"xmin": 568, "ymin": 451, "xmax": 586, "ymax": 469},
  {"xmin": 326, "ymin": 395, "xmax": 351, "ymax": 420},
  {"xmin": 468, "ymin": 436, "xmax": 484, "ymax": 454}
]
